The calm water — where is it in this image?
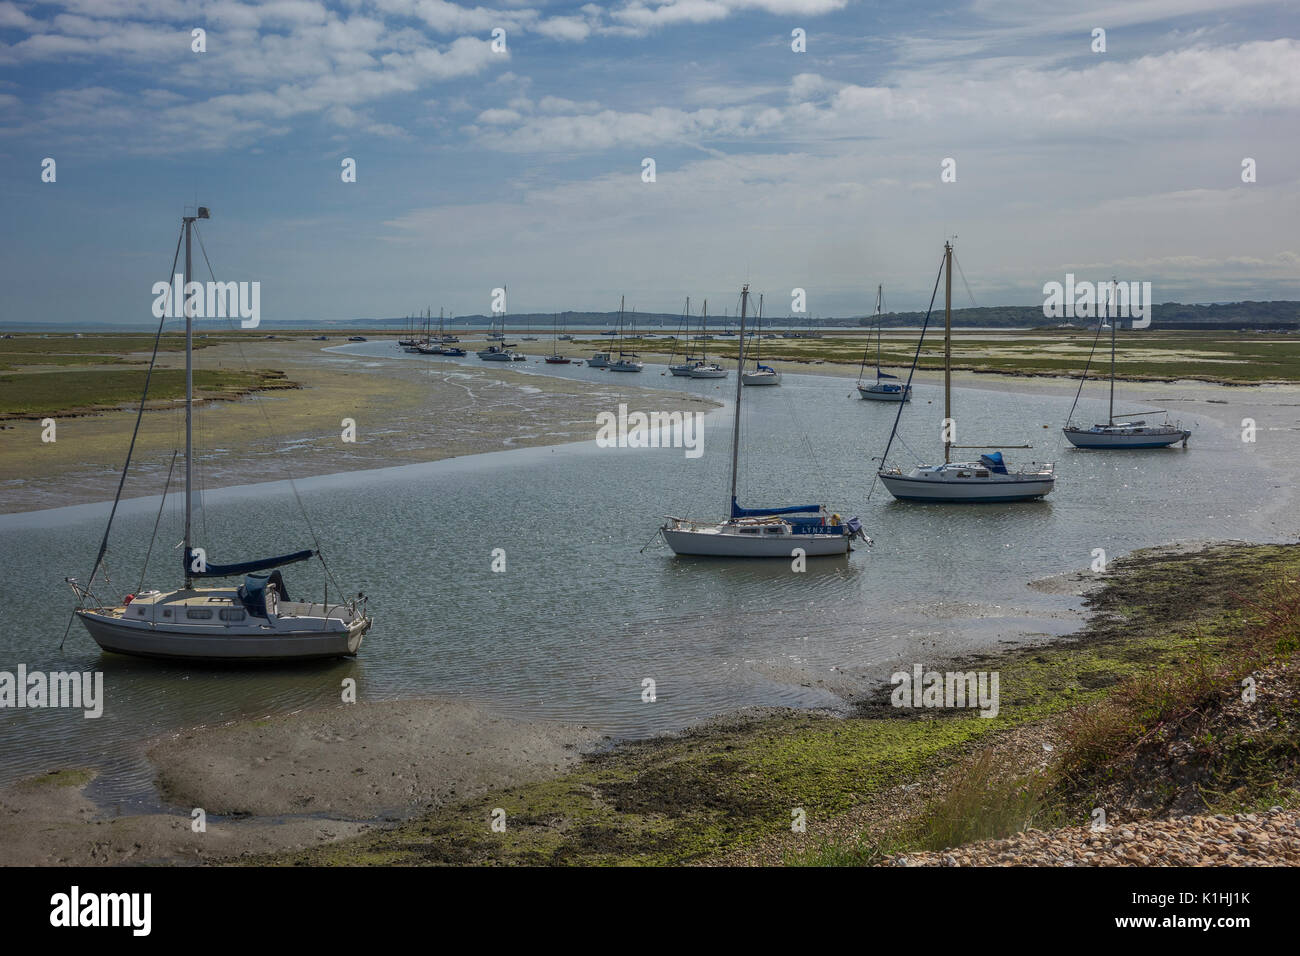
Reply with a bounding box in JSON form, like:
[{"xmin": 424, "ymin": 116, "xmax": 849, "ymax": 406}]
[{"xmin": 0, "ymin": 342, "xmax": 1283, "ymax": 807}]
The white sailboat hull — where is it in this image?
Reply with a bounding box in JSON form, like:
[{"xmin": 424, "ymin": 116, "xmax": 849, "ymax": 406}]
[
  {"xmin": 662, "ymin": 525, "xmax": 851, "ymax": 557},
  {"xmin": 858, "ymin": 383, "xmax": 910, "ymax": 401},
  {"xmin": 77, "ymin": 607, "xmax": 369, "ymax": 661},
  {"xmin": 879, "ymin": 468, "xmax": 1055, "ymax": 503},
  {"xmin": 1062, "ymin": 425, "xmax": 1190, "ymax": 448},
  {"xmin": 688, "ymin": 367, "xmax": 728, "ymax": 379},
  {"xmin": 668, "ymin": 365, "xmax": 695, "ymax": 376},
  {"xmin": 741, "ymin": 370, "xmax": 781, "ymax": 386}
]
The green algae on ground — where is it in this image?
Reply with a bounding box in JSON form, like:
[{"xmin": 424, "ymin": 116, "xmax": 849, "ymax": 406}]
[
  {"xmin": 260, "ymin": 542, "xmax": 1300, "ymax": 867},
  {"xmin": 14, "ymin": 768, "xmax": 96, "ymax": 790}
]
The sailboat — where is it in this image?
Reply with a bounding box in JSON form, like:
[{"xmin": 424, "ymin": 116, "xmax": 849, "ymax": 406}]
[
  {"xmin": 1062, "ymin": 283, "xmax": 1189, "ymax": 449},
  {"xmin": 66, "ymin": 207, "xmax": 372, "ymax": 660},
  {"xmin": 398, "ymin": 312, "xmax": 418, "ymax": 348},
  {"xmin": 477, "ymin": 296, "xmax": 523, "ymax": 361},
  {"xmin": 687, "ymin": 302, "xmax": 727, "ymax": 378},
  {"xmin": 876, "ymin": 242, "xmax": 1055, "ymax": 503},
  {"xmin": 433, "ymin": 309, "xmax": 466, "ymax": 355},
  {"xmin": 545, "ymin": 313, "xmax": 571, "ymax": 364},
  {"xmin": 402, "ymin": 313, "xmax": 422, "ymax": 352},
  {"xmin": 608, "ymin": 297, "xmax": 644, "ymax": 371},
  {"xmin": 415, "ymin": 308, "xmax": 441, "ymax": 354},
  {"xmin": 660, "ymin": 285, "xmax": 866, "ymax": 557},
  {"xmin": 667, "ymin": 297, "xmax": 697, "ymax": 376},
  {"xmin": 856, "ymin": 285, "xmax": 910, "ymax": 402},
  {"xmin": 741, "ymin": 293, "xmax": 780, "ymax": 386}
]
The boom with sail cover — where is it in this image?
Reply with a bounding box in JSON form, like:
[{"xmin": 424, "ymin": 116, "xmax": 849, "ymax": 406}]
[
  {"xmin": 184, "ymin": 548, "xmax": 315, "ymax": 578},
  {"xmin": 730, "ymin": 499, "xmax": 821, "ymax": 518}
]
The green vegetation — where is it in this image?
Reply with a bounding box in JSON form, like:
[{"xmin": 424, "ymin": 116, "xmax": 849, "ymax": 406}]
[
  {"xmin": 259, "ymin": 542, "xmax": 1300, "ymax": 867},
  {"xmin": 616, "ymin": 328, "xmax": 1300, "ymax": 384},
  {"xmin": 0, "ymin": 368, "xmax": 296, "ymax": 420},
  {"xmin": 792, "ymin": 544, "xmax": 1300, "ymax": 864},
  {"xmin": 0, "ymin": 333, "xmax": 298, "ymax": 419}
]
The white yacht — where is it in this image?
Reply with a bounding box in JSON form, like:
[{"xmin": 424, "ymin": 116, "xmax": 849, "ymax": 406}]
[
  {"xmin": 857, "ymin": 284, "xmax": 910, "ymax": 402},
  {"xmin": 1062, "ymin": 291, "xmax": 1190, "ymax": 449},
  {"xmin": 660, "ymin": 284, "xmax": 867, "ymax": 557},
  {"xmin": 876, "ymin": 242, "xmax": 1054, "ymax": 504},
  {"xmin": 68, "ymin": 207, "xmax": 372, "ymax": 661}
]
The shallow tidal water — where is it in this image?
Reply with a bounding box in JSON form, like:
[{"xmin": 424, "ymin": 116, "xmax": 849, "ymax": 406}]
[{"xmin": 0, "ymin": 339, "xmax": 1292, "ymax": 808}]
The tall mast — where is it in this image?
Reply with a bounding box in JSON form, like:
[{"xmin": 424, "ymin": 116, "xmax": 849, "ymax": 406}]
[
  {"xmin": 697, "ymin": 298, "xmax": 706, "ymax": 362},
  {"xmin": 1108, "ymin": 279, "xmax": 1116, "ymax": 425},
  {"xmin": 876, "ymin": 283, "xmax": 883, "ymax": 376},
  {"xmin": 944, "ymin": 241, "xmax": 952, "ymax": 464},
  {"xmin": 179, "ymin": 206, "xmax": 210, "ymax": 586},
  {"xmin": 183, "ymin": 212, "xmax": 194, "ymax": 586},
  {"xmin": 728, "ymin": 285, "xmax": 749, "ymax": 515},
  {"xmin": 701, "ymin": 302, "xmax": 708, "ymax": 364}
]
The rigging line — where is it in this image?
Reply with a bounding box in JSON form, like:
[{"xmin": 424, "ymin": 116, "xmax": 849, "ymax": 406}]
[
  {"xmin": 1065, "ymin": 316, "xmax": 1107, "ymax": 426},
  {"xmin": 138, "ymin": 450, "xmax": 179, "ymax": 594},
  {"xmin": 192, "ymin": 225, "xmax": 343, "ymax": 595},
  {"xmin": 952, "ymin": 250, "xmax": 978, "ymax": 308},
  {"xmin": 84, "ymin": 224, "xmax": 184, "ymax": 595},
  {"xmin": 866, "ymin": 251, "xmax": 946, "ymax": 502}
]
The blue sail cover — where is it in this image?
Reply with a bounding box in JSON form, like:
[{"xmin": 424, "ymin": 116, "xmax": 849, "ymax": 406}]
[
  {"xmin": 239, "ymin": 569, "xmax": 289, "ymax": 616},
  {"xmin": 731, "ymin": 497, "xmax": 821, "ymax": 518},
  {"xmin": 979, "ymin": 452, "xmax": 1008, "ymax": 474},
  {"xmin": 185, "ymin": 548, "xmax": 315, "ymax": 578}
]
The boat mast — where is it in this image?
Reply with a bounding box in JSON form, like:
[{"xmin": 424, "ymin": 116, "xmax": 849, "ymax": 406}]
[
  {"xmin": 181, "ymin": 207, "xmax": 207, "ymax": 588},
  {"xmin": 697, "ymin": 299, "xmax": 706, "ymax": 362},
  {"xmin": 728, "ymin": 284, "xmax": 749, "ymax": 516},
  {"xmin": 944, "ymin": 241, "xmax": 952, "ymax": 464},
  {"xmin": 1108, "ymin": 279, "xmax": 1116, "ymax": 425},
  {"xmin": 700, "ymin": 303, "xmax": 708, "ymax": 365},
  {"xmin": 875, "ymin": 283, "xmax": 883, "ymax": 377}
]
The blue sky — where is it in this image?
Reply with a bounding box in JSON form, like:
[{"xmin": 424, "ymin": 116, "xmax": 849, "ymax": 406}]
[{"xmin": 1, "ymin": 0, "xmax": 1298, "ymax": 325}]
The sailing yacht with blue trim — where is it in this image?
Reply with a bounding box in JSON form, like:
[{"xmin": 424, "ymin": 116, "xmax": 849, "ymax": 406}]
[
  {"xmin": 661, "ymin": 284, "xmax": 867, "ymax": 557},
  {"xmin": 67, "ymin": 207, "xmax": 372, "ymax": 660},
  {"xmin": 1062, "ymin": 285, "xmax": 1190, "ymax": 449},
  {"xmin": 876, "ymin": 242, "xmax": 1055, "ymax": 503},
  {"xmin": 857, "ymin": 285, "xmax": 910, "ymax": 402}
]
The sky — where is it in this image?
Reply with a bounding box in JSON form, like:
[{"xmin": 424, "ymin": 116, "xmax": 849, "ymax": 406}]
[{"xmin": 1, "ymin": 0, "xmax": 1298, "ymax": 325}]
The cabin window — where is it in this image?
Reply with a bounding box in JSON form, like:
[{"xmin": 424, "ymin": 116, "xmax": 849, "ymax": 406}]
[
  {"xmin": 186, "ymin": 609, "xmax": 213, "ymax": 620},
  {"xmin": 765, "ymin": 527, "xmax": 783, "ymax": 534},
  {"xmin": 162, "ymin": 609, "xmax": 171, "ymax": 618},
  {"xmin": 219, "ymin": 609, "xmax": 246, "ymax": 622},
  {"xmin": 135, "ymin": 607, "xmax": 146, "ymax": 616},
  {"xmin": 740, "ymin": 528, "xmax": 758, "ymax": 534}
]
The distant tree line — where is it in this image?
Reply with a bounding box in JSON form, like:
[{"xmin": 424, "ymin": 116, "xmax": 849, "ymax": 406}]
[{"xmin": 852, "ymin": 301, "xmax": 1300, "ymax": 330}]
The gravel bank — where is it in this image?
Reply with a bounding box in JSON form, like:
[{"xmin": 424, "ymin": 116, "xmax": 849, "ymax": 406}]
[{"xmin": 886, "ymin": 808, "xmax": 1300, "ymax": 866}]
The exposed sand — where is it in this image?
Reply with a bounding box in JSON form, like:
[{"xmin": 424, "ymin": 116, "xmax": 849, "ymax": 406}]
[
  {"xmin": 0, "ymin": 697, "xmax": 597, "ymax": 866},
  {"xmin": 0, "ymin": 338, "xmax": 718, "ymax": 513}
]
